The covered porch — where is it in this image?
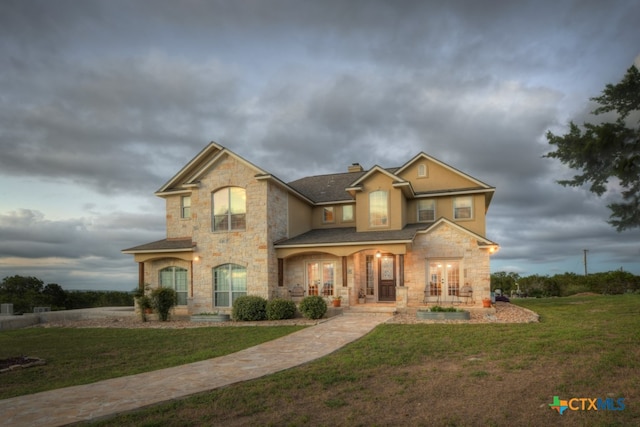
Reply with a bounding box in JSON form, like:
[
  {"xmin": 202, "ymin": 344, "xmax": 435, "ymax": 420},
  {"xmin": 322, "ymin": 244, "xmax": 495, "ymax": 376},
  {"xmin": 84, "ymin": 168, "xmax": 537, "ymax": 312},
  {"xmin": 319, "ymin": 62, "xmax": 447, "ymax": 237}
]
[{"xmin": 274, "ymin": 225, "xmax": 425, "ymax": 308}]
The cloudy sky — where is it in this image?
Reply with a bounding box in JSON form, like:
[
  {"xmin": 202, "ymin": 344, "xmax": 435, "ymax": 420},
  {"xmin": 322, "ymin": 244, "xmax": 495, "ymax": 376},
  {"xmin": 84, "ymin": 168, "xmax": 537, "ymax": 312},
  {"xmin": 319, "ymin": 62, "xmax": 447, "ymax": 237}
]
[{"xmin": 1, "ymin": 0, "xmax": 639, "ymax": 291}]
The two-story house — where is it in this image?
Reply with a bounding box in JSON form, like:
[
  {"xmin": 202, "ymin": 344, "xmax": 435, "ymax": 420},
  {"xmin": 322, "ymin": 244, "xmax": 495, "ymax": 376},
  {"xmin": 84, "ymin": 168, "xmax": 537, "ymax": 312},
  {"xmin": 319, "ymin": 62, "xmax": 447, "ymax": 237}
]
[{"xmin": 123, "ymin": 142, "xmax": 499, "ymax": 315}]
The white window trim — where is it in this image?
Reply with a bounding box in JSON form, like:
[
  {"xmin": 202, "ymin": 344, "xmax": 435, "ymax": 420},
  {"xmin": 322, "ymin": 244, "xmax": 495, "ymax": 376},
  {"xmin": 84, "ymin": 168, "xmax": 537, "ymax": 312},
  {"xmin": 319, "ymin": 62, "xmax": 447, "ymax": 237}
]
[
  {"xmin": 417, "ymin": 199, "xmax": 436, "ymax": 222},
  {"xmin": 159, "ymin": 266, "xmax": 188, "ymax": 306},
  {"xmin": 342, "ymin": 205, "xmax": 354, "ymax": 222},
  {"xmin": 418, "ymin": 163, "xmax": 428, "ymax": 178},
  {"xmin": 181, "ymin": 195, "xmax": 191, "ymax": 219},
  {"xmin": 323, "ymin": 206, "xmax": 335, "ymax": 224},
  {"xmin": 213, "ymin": 263, "xmax": 247, "ymax": 307},
  {"xmin": 369, "ymin": 190, "xmax": 389, "ymax": 228},
  {"xmin": 453, "ymin": 196, "xmax": 473, "ymax": 220},
  {"xmin": 306, "ymin": 260, "xmax": 336, "ymax": 297}
]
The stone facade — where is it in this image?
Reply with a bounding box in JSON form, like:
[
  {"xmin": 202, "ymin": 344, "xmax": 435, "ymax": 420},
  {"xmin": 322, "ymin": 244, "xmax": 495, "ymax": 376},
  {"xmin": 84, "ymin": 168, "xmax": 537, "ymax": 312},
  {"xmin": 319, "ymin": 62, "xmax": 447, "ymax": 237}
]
[{"xmin": 123, "ymin": 143, "xmax": 498, "ymax": 316}]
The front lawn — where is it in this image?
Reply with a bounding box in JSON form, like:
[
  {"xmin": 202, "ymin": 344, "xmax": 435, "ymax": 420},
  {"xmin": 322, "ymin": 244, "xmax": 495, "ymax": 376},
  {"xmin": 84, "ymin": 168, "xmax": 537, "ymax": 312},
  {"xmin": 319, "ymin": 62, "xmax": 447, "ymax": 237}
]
[
  {"xmin": 88, "ymin": 294, "xmax": 640, "ymax": 426},
  {"xmin": 0, "ymin": 325, "xmax": 305, "ymax": 399}
]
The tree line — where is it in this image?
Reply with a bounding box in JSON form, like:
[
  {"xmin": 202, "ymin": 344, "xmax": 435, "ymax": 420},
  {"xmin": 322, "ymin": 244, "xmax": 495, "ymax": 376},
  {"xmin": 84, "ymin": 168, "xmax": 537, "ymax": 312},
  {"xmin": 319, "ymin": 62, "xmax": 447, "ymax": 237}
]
[
  {"xmin": 0, "ymin": 275, "xmax": 134, "ymax": 315},
  {"xmin": 490, "ymin": 270, "xmax": 640, "ymax": 298}
]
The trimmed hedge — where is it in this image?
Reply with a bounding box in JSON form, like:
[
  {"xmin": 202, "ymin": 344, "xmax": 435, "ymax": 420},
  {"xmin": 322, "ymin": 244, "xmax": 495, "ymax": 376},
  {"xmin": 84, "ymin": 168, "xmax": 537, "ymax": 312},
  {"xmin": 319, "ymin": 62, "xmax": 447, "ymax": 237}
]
[
  {"xmin": 299, "ymin": 295, "xmax": 327, "ymax": 320},
  {"xmin": 266, "ymin": 298, "xmax": 297, "ymax": 320},
  {"xmin": 232, "ymin": 295, "xmax": 267, "ymax": 321}
]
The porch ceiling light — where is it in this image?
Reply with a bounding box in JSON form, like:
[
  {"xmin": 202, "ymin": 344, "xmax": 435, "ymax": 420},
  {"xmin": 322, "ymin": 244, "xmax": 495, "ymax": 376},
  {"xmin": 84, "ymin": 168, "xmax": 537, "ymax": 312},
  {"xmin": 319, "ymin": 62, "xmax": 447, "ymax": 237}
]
[{"xmin": 376, "ymin": 251, "xmax": 381, "ymax": 258}]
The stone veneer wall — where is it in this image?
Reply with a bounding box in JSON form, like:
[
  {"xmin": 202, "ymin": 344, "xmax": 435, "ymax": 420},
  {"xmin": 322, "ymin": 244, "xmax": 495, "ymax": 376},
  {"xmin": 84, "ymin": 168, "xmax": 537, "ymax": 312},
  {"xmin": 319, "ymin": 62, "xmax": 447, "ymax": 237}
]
[
  {"xmin": 404, "ymin": 222, "xmax": 490, "ymax": 306},
  {"xmin": 187, "ymin": 154, "xmax": 271, "ymax": 313},
  {"xmin": 266, "ymin": 182, "xmax": 289, "ymax": 299}
]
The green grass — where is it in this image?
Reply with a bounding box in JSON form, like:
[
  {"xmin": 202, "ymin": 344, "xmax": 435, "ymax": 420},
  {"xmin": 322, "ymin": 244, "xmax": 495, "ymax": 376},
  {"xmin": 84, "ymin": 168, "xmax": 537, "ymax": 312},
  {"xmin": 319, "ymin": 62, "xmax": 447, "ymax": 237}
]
[
  {"xmin": 3, "ymin": 295, "xmax": 639, "ymax": 426},
  {"xmin": 85, "ymin": 294, "xmax": 640, "ymax": 426},
  {"xmin": 0, "ymin": 326, "xmax": 305, "ymax": 399}
]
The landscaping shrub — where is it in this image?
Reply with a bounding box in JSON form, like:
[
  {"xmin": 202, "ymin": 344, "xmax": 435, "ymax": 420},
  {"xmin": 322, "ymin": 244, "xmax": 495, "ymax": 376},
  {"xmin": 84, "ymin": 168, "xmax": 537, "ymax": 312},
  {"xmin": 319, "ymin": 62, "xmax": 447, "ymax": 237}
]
[
  {"xmin": 266, "ymin": 298, "xmax": 296, "ymax": 320},
  {"xmin": 429, "ymin": 305, "xmax": 461, "ymax": 312},
  {"xmin": 299, "ymin": 295, "xmax": 327, "ymax": 320},
  {"xmin": 150, "ymin": 287, "xmax": 177, "ymax": 321},
  {"xmin": 232, "ymin": 295, "xmax": 267, "ymax": 321}
]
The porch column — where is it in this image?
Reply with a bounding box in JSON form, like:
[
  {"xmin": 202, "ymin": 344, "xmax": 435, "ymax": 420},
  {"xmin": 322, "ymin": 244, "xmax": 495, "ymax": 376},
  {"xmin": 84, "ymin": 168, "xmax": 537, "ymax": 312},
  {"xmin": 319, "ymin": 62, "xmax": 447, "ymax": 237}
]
[
  {"xmin": 398, "ymin": 254, "xmax": 404, "ymax": 287},
  {"xmin": 138, "ymin": 262, "xmax": 144, "ymax": 290},
  {"xmin": 342, "ymin": 256, "xmax": 347, "ymax": 287}
]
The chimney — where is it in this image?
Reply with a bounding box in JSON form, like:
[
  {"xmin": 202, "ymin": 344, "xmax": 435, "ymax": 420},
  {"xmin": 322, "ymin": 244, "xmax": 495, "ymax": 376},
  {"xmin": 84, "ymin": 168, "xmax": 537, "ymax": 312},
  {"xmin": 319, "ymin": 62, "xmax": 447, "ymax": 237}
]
[{"xmin": 348, "ymin": 163, "xmax": 363, "ymax": 173}]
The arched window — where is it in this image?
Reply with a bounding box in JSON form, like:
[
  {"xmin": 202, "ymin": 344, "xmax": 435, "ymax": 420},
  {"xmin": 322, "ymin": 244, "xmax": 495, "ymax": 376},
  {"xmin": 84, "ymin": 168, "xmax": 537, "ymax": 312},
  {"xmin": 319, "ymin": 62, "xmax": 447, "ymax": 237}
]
[
  {"xmin": 159, "ymin": 266, "xmax": 188, "ymax": 305},
  {"xmin": 212, "ymin": 187, "xmax": 246, "ymax": 231},
  {"xmin": 369, "ymin": 190, "xmax": 388, "ymax": 227},
  {"xmin": 213, "ymin": 264, "xmax": 247, "ymax": 307}
]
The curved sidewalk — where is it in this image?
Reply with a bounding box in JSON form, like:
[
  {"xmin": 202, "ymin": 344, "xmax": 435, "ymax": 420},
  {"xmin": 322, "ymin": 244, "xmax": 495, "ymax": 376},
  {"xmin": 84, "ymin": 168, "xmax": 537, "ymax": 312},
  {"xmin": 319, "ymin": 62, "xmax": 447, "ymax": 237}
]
[{"xmin": 0, "ymin": 314, "xmax": 388, "ymax": 427}]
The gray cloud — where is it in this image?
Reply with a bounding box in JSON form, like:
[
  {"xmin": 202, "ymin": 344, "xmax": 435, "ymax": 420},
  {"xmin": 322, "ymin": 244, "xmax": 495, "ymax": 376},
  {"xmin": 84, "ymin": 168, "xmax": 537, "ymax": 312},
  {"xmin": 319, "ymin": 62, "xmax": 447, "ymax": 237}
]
[{"xmin": 1, "ymin": 0, "xmax": 639, "ymax": 289}]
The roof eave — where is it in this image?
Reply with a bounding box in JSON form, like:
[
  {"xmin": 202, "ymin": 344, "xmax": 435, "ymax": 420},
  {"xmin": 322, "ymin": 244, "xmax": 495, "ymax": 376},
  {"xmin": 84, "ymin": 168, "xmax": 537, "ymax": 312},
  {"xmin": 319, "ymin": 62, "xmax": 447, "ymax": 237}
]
[{"xmin": 274, "ymin": 238, "xmax": 414, "ymax": 249}]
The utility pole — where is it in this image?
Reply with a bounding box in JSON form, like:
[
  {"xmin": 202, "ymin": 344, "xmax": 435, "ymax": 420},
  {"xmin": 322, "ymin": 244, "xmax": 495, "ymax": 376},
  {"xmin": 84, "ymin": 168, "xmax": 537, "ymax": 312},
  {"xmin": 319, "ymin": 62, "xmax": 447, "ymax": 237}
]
[{"xmin": 583, "ymin": 249, "xmax": 589, "ymax": 276}]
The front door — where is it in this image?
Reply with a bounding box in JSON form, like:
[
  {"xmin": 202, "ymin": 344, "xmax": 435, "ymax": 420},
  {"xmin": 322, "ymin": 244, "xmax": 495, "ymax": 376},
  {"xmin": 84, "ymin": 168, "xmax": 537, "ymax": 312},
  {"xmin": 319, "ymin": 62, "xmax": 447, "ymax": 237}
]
[{"xmin": 378, "ymin": 254, "xmax": 396, "ymax": 301}]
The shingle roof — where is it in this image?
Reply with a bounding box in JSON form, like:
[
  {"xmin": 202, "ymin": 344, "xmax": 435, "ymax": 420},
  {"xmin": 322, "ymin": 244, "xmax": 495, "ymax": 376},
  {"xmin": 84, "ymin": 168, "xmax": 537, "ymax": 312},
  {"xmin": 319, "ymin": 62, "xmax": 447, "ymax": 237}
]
[
  {"xmin": 122, "ymin": 238, "xmax": 194, "ymax": 253},
  {"xmin": 287, "ymin": 171, "xmax": 364, "ymax": 203},
  {"xmin": 286, "ymin": 168, "xmax": 400, "ymax": 203},
  {"xmin": 275, "ymin": 223, "xmax": 429, "ymax": 247}
]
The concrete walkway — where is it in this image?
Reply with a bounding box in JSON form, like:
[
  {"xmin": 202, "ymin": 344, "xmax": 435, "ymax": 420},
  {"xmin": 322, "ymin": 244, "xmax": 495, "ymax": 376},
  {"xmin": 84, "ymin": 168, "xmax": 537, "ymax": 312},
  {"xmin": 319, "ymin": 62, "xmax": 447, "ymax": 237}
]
[{"xmin": 0, "ymin": 314, "xmax": 388, "ymax": 427}]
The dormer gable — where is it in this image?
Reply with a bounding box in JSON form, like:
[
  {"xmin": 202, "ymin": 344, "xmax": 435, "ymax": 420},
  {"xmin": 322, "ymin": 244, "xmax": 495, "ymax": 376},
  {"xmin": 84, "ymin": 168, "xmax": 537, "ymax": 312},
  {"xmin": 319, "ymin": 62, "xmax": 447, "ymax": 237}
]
[
  {"xmin": 395, "ymin": 152, "xmax": 492, "ymax": 193},
  {"xmin": 345, "ymin": 165, "xmax": 410, "ymax": 196}
]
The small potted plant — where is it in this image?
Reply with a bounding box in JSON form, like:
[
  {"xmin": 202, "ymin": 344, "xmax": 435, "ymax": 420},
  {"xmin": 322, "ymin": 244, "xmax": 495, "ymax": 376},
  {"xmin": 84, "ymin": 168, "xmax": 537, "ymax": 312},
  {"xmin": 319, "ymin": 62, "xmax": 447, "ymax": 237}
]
[
  {"xmin": 332, "ymin": 295, "xmax": 342, "ymax": 307},
  {"xmin": 358, "ymin": 288, "xmax": 366, "ymax": 304},
  {"xmin": 133, "ymin": 285, "xmax": 153, "ymax": 322}
]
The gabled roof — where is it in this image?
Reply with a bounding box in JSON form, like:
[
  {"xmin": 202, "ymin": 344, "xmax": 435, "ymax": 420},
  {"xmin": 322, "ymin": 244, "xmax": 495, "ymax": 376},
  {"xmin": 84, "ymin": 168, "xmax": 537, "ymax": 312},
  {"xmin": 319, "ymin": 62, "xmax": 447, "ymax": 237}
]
[
  {"xmin": 155, "ymin": 142, "xmax": 315, "ymax": 204},
  {"xmin": 395, "ymin": 152, "xmax": 493, "ymax": 189},
  {"xmin": 417, "ymin": 217, "xmax": 499, "ymax": 247},
  {"xmin": 154, "ymin": 142, "xmax": 494, "ymax": 207},
  {"xmin": 156, "ymin": 142, "xmax": 270, "ymax": 195},
  {"xmin": 345, "ymin": 165, "xmax": 406, "ymax": 190}
]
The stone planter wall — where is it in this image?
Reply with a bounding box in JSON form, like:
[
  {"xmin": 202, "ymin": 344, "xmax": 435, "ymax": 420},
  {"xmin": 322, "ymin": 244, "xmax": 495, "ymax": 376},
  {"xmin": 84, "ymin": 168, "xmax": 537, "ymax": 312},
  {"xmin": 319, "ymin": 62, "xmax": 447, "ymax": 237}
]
[
  {"xmin": 416, "ymin": 311, "xmax": 470, "ymax": 320},
  {"xmin": 190, "ymin": 314, "xmax": 231, "ymax": 323}
]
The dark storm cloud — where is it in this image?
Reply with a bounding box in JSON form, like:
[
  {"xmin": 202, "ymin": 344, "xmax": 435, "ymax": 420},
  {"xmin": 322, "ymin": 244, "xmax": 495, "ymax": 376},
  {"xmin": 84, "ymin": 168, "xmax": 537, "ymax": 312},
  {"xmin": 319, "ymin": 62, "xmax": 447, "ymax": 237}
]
[
  {"xmin": 0, "ymin": 0, "xmax": 639, "ymax": 289},
  {"xmin": 0, "ymin": 209, "xmax": 164, "ymax": 259}
]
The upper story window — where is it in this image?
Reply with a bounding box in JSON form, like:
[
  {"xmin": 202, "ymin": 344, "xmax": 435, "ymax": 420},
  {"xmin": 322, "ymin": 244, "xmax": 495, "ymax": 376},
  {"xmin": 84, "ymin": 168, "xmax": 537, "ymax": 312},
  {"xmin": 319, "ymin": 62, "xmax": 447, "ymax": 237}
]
[
  {"xmin": 181, "ymin": 195, "xmax": 191, "ymax": 219},
  {"xmin": 417, "ymin": 199, "xmax": 436, "ymax": 222},
  {"xmin": 418, "ymin": 163, "xmax": 428, "ymax": 178},
  {"xmin": 159, "ymin": 266, "xmax": 188, "ymax": 305},
  {"xmin": 323, "ymin": 207, "xmax": 335, "ymax": 223},
  {"xmin": 369, "ymin": 190, "xmax": 388, "ymax": 227},
  {"xmin": 212, "ymin": 187, "xmax": 246, "ymax": 231},
  {"xmin": 454, "ymin": 196, "xmax": 473, "ymax": 220},
  {"xmin": 342, "ymin": 205, "xmax": 354, "ymax": 222}
]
